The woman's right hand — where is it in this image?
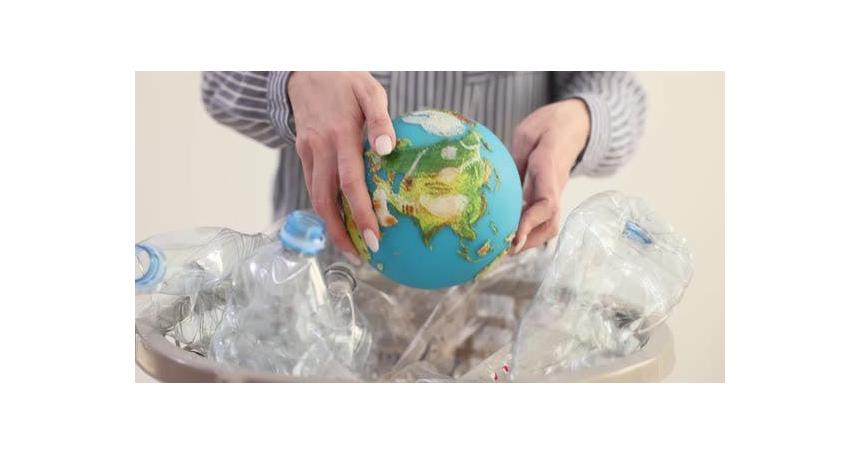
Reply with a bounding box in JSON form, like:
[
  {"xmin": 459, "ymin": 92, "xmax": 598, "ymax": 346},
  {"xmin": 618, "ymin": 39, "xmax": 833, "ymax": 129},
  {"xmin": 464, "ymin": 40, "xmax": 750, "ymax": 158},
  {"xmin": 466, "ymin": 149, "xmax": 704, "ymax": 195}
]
[{"xmin": 287, "ymin": 72, "xmax": 396, "ymax": 262}]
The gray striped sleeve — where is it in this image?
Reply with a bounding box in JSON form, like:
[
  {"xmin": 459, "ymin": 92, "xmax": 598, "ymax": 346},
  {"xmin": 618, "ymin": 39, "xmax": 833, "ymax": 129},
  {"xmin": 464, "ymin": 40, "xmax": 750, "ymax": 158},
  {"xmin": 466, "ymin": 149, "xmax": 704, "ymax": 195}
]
[
  {"xmin": 552, "ymin": 72, "xmax": 647, "ymax": 177},
  {"xmin": 201, "ymin": 71, "xmax": 647, "ymax": 220},
  {"xmin": 201, "ymin": 71, "xmax": 294, "ymax": 149},
  {"xmin": 267, "ymin": 71, "xmax": 297, "ymax": 144}
]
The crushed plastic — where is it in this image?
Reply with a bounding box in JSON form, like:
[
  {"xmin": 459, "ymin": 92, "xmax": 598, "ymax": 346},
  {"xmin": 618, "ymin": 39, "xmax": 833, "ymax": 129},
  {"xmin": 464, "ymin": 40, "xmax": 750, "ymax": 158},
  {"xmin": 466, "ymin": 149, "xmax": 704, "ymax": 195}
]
[
  {"xmin": 135, "ymin": 192, "xmax": 693, "ymax": 382},
  {"xmin": 511, "ymin": 191, "xmax": 694, "ymax": 380}
]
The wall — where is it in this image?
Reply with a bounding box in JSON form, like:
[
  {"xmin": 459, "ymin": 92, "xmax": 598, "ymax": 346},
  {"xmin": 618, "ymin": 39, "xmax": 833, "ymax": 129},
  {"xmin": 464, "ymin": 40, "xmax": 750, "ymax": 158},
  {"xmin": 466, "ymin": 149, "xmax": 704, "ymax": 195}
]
[
  {"xmin": 135, "ymin": 71, "xmax": 724, "ymax": 382},
  {"xmin": 136, "ymin": 72, "xmax": 277, "ymax": 238}
]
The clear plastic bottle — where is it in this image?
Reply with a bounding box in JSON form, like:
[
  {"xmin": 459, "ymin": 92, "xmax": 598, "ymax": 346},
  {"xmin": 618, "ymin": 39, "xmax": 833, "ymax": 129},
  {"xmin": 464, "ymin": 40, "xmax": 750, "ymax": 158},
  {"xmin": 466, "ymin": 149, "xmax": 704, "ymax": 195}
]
[
  {"xmin": 208, "ymin": 211, "xmax": 367, "ymax": 379},
  {"xmin": 511, "ymin": 191, "xmax": 694, "ymax": 380},
  {"xmin": 322, "ymin": 263, "xmax": 431, "ymax": 380},
  {"xmin": 135, "ymin": 227, "xmax": 272, "ymax": 354}
]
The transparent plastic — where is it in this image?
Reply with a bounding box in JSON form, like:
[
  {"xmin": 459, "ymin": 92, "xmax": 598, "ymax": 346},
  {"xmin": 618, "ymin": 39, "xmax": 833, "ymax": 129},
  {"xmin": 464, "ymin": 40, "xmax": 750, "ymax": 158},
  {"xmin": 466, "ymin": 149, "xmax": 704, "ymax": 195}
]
[
  {"xmin": 135, "ymin": 227, "xmax": 272, "ymax": 354},
  {"xmin": 135, "ymin": 192, "xmax": 692, "ymax": 382},
  {"xmin": 208, "ymin": 213, "xmax": 369, "ymax": 379},
  {"xmin": 510, "ymin": 191, "xmax": 694, "ymax": 380},
  {"xmin": 381, "ymin": 245, "xmax": 554, "ymax": 382}
]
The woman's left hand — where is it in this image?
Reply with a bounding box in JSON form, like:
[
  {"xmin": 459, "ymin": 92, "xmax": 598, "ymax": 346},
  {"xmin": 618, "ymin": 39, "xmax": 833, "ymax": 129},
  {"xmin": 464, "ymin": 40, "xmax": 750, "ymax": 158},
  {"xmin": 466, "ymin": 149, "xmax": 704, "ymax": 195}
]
[{"xmin": 510, "ymin": 99, "xmax": 591, "ymax": 254}]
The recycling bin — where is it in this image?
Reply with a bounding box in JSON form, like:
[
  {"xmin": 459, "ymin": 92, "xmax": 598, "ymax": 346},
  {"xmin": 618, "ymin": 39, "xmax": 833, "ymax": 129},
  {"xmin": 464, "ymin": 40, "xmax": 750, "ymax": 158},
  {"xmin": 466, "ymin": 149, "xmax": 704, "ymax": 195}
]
[{"xmin": 135, "ymin": 277, "xmax": 675, "ymax": 382}]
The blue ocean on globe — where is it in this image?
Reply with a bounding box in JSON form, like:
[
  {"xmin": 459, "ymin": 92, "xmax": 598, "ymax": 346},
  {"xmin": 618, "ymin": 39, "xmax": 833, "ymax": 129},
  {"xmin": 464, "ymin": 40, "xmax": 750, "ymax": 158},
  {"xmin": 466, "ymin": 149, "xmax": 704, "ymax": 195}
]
[{"xmin": 344, "ymin": 109, "xmax": 522, "ymax": 289}]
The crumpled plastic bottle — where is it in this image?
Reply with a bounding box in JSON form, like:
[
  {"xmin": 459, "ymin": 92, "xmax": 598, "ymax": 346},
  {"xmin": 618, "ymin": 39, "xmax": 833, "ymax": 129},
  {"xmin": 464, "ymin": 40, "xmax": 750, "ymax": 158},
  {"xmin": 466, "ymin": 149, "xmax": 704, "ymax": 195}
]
[
  {"xmin": 323, "ymin": 263, "xmax": 427, "ymax": 380},
  {"xmin": 511, "ymin": 191, "xmax": 694, "ymax": 380},
  {"xmin": 135, "ymin": 227, "xmax": 271, "ymax": 354},
  {"xmin": 208, "ymin": 211, "xmax": 369, "ymax": 379}
]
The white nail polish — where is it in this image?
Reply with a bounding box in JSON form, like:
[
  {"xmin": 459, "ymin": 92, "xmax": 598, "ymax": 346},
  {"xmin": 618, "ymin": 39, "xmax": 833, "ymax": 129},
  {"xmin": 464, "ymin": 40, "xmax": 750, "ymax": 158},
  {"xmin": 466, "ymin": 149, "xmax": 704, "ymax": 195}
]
[
  {"xmin": 362, "ymin": 229, "xmax": 379, "ymax": 252},
  {"xmin": 513, "ymin": 235, "xmax": 527, "ymax": 255},
  {"xmin": 375, "ymin": 135, "xmax": 393, "ymax": 155},
  {"xmin": 344, "ymin": 252, "xmax": 362, "ymax": 266}
]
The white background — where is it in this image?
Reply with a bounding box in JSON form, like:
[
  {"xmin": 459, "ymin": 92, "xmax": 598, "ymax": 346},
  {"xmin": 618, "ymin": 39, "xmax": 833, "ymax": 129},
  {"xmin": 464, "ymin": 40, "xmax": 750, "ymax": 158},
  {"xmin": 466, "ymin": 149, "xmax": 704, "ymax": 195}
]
[{"xmin": 2, "ymin": 0, "xmax": 857, "ymax": 453}]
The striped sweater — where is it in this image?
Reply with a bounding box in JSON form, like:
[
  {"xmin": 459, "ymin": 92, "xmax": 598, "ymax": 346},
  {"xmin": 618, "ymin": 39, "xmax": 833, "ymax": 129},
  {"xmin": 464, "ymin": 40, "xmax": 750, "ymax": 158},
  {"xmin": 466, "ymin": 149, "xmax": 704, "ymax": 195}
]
[{"xmin": 201, "ymin": 71, "xmax": 646, "ymax": 219}]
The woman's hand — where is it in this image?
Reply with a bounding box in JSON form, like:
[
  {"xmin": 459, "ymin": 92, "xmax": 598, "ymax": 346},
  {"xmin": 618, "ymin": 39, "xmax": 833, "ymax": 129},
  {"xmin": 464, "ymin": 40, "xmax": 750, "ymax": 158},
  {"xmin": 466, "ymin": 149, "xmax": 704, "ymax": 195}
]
[
  {"xmin": 510, "ymin": 99, "xmax": 591, "ymax": 254},
  {"xmin": 287, "ymin": 72, "xmax": 396, "ymax": 262}
]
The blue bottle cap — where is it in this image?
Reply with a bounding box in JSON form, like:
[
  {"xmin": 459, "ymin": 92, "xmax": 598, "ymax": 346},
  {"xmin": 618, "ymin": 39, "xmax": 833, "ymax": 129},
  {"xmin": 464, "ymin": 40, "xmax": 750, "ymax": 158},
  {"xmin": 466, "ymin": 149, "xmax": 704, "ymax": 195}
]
[
  {"xmin": 135, "ymin": 243, "xmax": 165, "ymax": 289},
  {"xmin": 623, "ymin": 220, "xmax": 654, "ymax": 246},
  {"xmin": 279, "ymin": 210, "xmax": 327, "ymax": 255}
]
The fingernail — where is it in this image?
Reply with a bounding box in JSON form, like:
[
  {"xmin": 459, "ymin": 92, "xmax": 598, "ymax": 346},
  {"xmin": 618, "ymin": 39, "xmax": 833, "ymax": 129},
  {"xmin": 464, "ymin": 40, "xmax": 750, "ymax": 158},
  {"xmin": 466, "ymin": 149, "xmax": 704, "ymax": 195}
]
[
  {"xmin": 344, "ymin": 252, "xmax": 362, "ymax": 266},
  {"xmin": 375, "ymin": 135, "xmax": 393, "ymax": 156},
  {"xmin": 362, "ymin": 229, "xmax": 379, "ymax": 252},
  {"xmin": 513, "ymin": 235, "xmax": 527, "ymax": 255}
]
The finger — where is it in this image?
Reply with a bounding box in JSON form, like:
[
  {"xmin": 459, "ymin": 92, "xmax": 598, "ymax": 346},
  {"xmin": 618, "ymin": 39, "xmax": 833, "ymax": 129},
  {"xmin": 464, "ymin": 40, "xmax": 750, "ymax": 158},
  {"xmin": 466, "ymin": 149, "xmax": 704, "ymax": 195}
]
[
  {"xmin": 521, "ymin": 171, "xmax": 533, "ymax": 207},
  {"xmin": 513, "ymin": 169, "xmax": 557, "ymax": 254},
  {"xmin": 511, "ymin": 122, "xmax": 540, "ymax": 181},
  {"xmin": 513, "ymin": 199, "xmax": 552, "ymax": 255},
  {"xmin": 295, "ymin": 132, "xmax": 321, "ymax": 195},
  {"xmin": 310, "ymin": 143, "xmax": 358, "ymax": 256},
  {"xmin": 334, "ymin": 127, "xmax": 381, "ymax": 254},
  {"xmin": 520, "ymin": 216, "xmax": 560, "ymax": 251},
  {"xmin": 355, "ymin": 80, "xmax": 396, "ymax": 156},
  {"xmin": 299, "ymin": 156, "xmax": 313, "ymax": 196}
]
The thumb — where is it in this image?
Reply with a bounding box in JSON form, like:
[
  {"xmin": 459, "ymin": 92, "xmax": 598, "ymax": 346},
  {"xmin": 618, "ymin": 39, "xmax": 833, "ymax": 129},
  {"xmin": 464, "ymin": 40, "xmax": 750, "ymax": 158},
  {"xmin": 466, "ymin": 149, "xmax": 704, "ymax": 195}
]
[{"xmin": 513, "ymin": 153, "xmax": 558, "ymax": 254}]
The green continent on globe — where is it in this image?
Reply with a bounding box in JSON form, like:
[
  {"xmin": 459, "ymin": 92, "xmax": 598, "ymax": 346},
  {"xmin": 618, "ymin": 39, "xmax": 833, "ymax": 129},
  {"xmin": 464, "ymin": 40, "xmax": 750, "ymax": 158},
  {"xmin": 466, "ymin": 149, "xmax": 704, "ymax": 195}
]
[
  {"xmin": 367, "ymin": 127, "xmax": 494, "ymax": 247},
  {"xmin": 473, "ymin": 230, "xmax": 517, "ymax": 281},
  {"xmin": 342, "ymin": 195, "xmax": 371, "ymax": 260}
]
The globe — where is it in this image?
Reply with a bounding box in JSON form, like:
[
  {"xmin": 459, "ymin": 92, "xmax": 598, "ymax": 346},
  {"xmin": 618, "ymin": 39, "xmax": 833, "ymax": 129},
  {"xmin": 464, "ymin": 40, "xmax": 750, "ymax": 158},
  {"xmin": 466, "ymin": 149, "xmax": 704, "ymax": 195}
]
[{"xmin": 343, "ymin": 109, "xmax": 523, "ymax": 289}]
